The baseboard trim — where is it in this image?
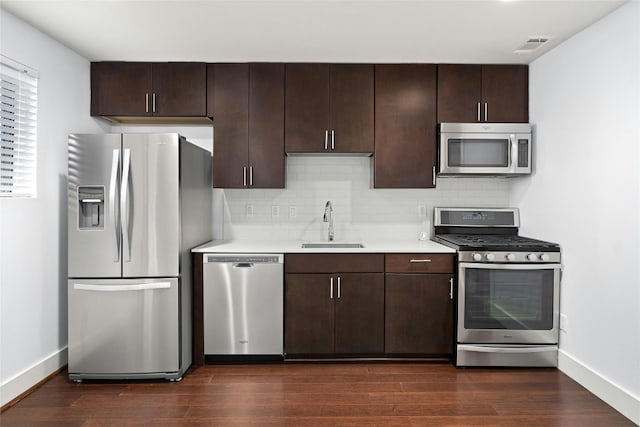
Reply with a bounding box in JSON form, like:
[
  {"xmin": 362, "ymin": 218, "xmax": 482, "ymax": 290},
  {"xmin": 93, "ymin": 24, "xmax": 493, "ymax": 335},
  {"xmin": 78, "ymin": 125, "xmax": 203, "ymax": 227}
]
[
  {"xmin": 558, "ymin": 350, "xmax": 640, "ymax": 425},
  {"xmin": 0, "ymin": 347, "xmax": 68, "ymax": 410}
]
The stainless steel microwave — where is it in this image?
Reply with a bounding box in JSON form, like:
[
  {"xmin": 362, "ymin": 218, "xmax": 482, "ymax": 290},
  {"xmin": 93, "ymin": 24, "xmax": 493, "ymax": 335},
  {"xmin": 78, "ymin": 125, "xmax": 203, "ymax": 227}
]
[{"xmin": 438, "ymin": 123, "xmax": 532, "ymax": 176}]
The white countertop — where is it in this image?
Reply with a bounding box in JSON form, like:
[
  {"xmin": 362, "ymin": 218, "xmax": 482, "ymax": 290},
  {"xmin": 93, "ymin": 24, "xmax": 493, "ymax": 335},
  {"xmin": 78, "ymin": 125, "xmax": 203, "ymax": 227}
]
[{"xmin": 192, "ymin": 239, "xmax": 455, "ymax": 254}]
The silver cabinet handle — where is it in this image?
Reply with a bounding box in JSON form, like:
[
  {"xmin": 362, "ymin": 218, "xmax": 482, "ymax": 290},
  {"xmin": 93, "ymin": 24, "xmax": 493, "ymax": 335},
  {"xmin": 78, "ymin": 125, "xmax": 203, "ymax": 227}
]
[
  {"xmin": 109, "ymin": 149, "xmax": 120, "ymax": 262},
  {"xmin": 145, "ymin": 93, "xmax": 149, "ymax": 113},
  {"xmin": 249, "ymin": 166, "xmax": 253, "ymax": 187},
  {"xmin": 331, "ymin": 130, "xmax": 335, "ymax": 150},
  {"xmin": 484, "ymin": 102, "xmax": 488, "ymax": 121},
  {"xmin": 410, "ymin": 259, "xmax": 432, "ymax": 263},
  {"xmin": 432, "ymin": 165, "xmax": 436, "ymax": 186},
  {"xmin": 337, "ymin": 276, "xmax": 341, "ymax": 299},
  {"xmin": 74, "ymin": 282, "xmax": 171, "ymax": 292},
  {"xmin": 324, "ymin": 130, "xmax": 329, "ymax": 150},
  {"xmin": 120, "ymin": 148, "xmax": 131, "ymax": 262},
  {"xmin": 449, "ymin": 277, "xmax": 454, "ymax": 300},
  {"xmin": 477, "ymin": 102, "xmax": 481, "ymax": 122},
  {"xmin": 152, "ymin": 93, "xmax": 156, "ymax": 113},
  {"xmin": 330, "ymin": 276, "xmax": 334, "ymax": 299},
  {"xmin": 243, "ymin": 167, "xmax": 247, "ymax": 187}
]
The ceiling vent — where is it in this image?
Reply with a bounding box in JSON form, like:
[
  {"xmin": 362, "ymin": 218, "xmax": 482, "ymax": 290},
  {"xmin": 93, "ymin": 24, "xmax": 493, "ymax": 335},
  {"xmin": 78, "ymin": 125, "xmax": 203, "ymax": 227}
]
[{"xmin": 514, "ymin": 37, "xmax": 552, "ymax": 54}]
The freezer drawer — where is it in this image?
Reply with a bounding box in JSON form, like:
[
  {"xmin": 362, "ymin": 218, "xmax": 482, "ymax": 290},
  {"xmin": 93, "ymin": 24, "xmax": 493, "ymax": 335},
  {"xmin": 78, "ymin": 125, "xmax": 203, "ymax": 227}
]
[
  {"xmin": 203, "ymin": 254, "xmax": 284, "ymax": 355},
  {"xmin": 68, "ymin": 278, "xmax": 180, "ymax": 380}
]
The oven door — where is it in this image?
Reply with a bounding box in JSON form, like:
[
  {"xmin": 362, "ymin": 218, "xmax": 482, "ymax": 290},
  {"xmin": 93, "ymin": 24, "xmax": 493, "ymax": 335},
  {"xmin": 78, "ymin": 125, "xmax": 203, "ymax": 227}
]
[
  {"xmin": 439, "ymin": 132, "xmax": 531, "ymax": 175},
  {"xmin": 458, "ymin": 262, "xmax": 561, "ymax": 344}
]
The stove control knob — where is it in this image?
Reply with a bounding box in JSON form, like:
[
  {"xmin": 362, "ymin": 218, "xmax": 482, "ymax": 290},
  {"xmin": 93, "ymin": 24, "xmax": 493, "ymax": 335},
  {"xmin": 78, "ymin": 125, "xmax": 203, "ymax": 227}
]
[
  {"xmin": 540, "ymin": 253, "xmax": 550, "ymax": 262},
  {"xmin": 472, "ymin": 253, "xmax": 483, "ymax": 261},
  {"xmin": 485, "ymin": 253, "xmax": 495, "ymax": 261},
  {"xmin": 527, "ymin": 253, "xmax": 538, "ymax": 261},
  {"xmin": 506, "ymin": 253, "xmax": 516, "ymax": 262}
]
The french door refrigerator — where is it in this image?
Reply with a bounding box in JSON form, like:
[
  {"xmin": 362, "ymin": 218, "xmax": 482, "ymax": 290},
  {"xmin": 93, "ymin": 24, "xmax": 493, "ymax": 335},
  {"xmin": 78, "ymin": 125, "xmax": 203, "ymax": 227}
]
[{"xmin": 67, "ymin": 133, "xmax": 212, "ymax": 381}]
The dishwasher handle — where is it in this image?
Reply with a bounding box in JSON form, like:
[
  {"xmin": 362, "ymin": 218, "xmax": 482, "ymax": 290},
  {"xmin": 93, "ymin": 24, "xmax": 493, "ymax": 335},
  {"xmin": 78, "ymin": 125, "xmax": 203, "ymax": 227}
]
[{"xmin": 234, "ymin": 263, "xmax": 254, "ymax": 268}]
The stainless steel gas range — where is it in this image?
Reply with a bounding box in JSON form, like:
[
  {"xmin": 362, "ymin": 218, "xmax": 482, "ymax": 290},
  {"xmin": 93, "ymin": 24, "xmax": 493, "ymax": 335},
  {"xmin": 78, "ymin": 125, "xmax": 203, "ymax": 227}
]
[{"xmin": 432, "ymin": 208, "xmax": 562, "ymax": 367}]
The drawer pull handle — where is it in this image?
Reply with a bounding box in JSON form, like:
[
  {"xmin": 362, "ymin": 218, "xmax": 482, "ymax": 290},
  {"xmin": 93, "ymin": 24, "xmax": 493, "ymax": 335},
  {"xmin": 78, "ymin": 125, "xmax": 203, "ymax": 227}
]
[{"xmin": 410, "ymin": 259, "xmax": 432, "ymax": 263}]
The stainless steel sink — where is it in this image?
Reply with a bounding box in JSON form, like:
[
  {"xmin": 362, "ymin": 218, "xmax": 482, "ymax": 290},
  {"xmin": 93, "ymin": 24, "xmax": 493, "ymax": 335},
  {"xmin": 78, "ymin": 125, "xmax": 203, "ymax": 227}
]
[{"xmin": 301, "ymin": 243, "xmax": 364, "ymax": 249}]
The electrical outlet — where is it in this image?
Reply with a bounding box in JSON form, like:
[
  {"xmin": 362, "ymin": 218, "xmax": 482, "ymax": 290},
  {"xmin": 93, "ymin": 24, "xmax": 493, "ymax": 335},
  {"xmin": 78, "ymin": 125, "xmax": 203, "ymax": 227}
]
[
  {"xmin": 271, "ymin": 205, "xmax": 280, "ymax": 218},
  {"xmin": 560, "ymin": 314, "xmax": 569, "ymax": 332},
  {"xmin": 289, "ymin": 205, "xmax": 297, "ymax": 218},
  {"xmin": 418, "ymin": 204, "xmax": 426, "ymax": 217},
  {"xmin": 246, "ymin": 204, "xmax": 254, "ymax": 217}
]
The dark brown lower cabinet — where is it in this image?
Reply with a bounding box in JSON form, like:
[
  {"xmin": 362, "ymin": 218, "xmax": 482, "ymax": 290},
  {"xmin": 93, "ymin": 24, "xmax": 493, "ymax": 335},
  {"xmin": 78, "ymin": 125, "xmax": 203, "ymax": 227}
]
[
  {"xmin": 334, "ymin": 274, "xmax": 384, "ymax": 353},
  {"xmin": 385, "ymin": 273, "xmax": 454, "ymax": 355},
  {"xmin": 285, "ymin": 273, "xmax": 335, "ymax": 354},
  {"xmin": 285, "ymin": 273, "xmax": 384, "ymax": 355}
]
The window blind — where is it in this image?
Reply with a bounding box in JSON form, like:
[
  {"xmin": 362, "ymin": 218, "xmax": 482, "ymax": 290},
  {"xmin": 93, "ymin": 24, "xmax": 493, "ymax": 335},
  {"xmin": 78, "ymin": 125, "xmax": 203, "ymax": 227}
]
[{"xmin": 1, "ymin": 55, "xmax": 38, "ymax": 198}]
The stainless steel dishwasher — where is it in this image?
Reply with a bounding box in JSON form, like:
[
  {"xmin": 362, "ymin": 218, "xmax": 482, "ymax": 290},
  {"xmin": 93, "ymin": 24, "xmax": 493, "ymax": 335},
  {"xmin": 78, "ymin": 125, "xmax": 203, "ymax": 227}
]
[{"xmin": 203, "ymin": 254, "xmax": 284, "ymax": 357}]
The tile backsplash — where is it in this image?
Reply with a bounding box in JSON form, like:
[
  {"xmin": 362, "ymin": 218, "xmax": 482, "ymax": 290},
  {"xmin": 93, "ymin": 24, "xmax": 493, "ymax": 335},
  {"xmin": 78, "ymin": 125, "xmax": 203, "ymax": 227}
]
[{"xmin": 221, "ymin": 156, "xmax": 512, "ymax": 241}]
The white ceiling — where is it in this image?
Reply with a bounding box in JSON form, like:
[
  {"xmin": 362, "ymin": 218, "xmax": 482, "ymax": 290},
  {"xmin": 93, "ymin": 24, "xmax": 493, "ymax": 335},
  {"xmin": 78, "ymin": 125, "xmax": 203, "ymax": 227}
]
[{"xmin": 0, "ymin": 0, "xmax": 628, "ymax": 64}]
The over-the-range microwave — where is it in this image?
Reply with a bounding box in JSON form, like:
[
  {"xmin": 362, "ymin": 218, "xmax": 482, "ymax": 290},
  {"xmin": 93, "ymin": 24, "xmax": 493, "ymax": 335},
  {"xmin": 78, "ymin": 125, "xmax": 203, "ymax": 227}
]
[{"xmin": 438, "ymin": 122, "xmax": 532, "ymax": 176}]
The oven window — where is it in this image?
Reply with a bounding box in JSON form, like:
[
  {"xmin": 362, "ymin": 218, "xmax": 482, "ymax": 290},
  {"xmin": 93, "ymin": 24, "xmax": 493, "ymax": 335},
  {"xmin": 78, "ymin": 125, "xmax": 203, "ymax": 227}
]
[
  {"xmin": 448, "ymin": 138, "xmax": 509, "ymax": 167},
  {"xmin": 464, "ymin": 268, "xmax": 555, "ymax": 330}
]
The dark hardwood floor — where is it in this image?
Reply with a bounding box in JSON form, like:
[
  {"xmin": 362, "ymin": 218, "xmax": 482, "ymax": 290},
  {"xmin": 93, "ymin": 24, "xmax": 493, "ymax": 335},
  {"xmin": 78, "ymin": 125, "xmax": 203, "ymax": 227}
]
[{"xmin": 1, "ymin": 362, "xmax": 633, "ymax": 426}]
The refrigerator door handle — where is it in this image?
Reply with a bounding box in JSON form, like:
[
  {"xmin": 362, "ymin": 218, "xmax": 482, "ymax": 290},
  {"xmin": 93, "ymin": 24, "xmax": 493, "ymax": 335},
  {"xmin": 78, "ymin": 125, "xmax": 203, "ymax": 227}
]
[
  {"xmin": 109, "ymin": 149, "xmax": 120, "ymax": 262},
  {"xmin": 121, "ymin": 148, "xmax": 131, "ymax": 262},
  {"xmin": 73, "ymin": 282, "xmax": 172, "ymax": 292}
]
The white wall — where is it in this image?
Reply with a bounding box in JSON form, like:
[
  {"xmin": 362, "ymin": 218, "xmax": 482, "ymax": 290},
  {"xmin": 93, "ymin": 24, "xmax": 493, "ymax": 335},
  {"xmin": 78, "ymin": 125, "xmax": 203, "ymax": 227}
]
[
  {"xmin": 0, "ymin": 10, "xmax": 107, "ymax": 406},
  {"xmin": 512, "ymin": 1, "xmax": 640, "ymax": 422},
  {"xmin": 223, "ymin": 156, "xmax": 512, "ymax": 241}
]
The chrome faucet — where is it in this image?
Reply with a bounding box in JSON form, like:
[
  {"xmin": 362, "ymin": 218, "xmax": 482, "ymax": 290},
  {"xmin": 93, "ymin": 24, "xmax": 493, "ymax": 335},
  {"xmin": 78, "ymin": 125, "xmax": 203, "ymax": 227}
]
[{"xmin": 323, "ymin": 201, "xmax": 334, "ymax": 241}]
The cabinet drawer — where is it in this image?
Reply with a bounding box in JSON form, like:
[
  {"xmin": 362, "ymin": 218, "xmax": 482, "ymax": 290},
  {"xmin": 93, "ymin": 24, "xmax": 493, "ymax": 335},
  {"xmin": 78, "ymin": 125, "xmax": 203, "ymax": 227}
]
[
  {"xmin": 385, "ymin": 254, "xmax": 454, "ymax": 273},
  {"xmin": 285, "ymin": 254, "xmax": 384, "ymax": 273}
]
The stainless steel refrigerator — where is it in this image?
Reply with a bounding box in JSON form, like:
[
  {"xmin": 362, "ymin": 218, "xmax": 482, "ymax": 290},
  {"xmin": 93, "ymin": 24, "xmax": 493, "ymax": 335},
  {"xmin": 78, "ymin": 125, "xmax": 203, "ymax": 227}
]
[{"xmin": 67, "ymin": 133, "xmax": 212, "ymax": 381}]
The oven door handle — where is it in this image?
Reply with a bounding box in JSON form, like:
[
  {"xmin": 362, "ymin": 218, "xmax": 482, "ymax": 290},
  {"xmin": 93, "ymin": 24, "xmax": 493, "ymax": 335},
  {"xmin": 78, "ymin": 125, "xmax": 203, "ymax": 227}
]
[{"xmin": 457, "ymin": 344, "xmax": 557, "ymax": 354}]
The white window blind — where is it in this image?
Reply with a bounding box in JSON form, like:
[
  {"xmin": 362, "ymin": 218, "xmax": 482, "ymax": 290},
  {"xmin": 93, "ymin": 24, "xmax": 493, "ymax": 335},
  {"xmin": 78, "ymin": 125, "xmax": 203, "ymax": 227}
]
[{"xmin": 1, "ymin": 55, "xmax": 38, "ymax": 198}]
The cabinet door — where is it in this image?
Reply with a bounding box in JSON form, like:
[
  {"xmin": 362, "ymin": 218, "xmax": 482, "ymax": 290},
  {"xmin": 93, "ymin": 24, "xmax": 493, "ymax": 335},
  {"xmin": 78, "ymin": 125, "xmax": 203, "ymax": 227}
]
[
  {"xmin": 385, "ymin": 273, "xmax": 453, "ymax": 355},
  {"xmin": 285, "ymin": 64, "xmax": 331, "ymax": 153},
  {"xmin": 249, "ymin": 63, "xmax": 285, "ymax": 188},
  {"xmin": 212, "ymin": 64, "xmax": 249, "ymax": 188},
  {"xmin": 374, "ymin": 64, "xmax": 437, "ymax": 188},
  {"xmin": 334, "ymin": 273, "xmax": 384, "ymax": 354},
  {"xmin": 152, "ymin": 62, "xmax": 206, "ymax": 116},
  {"xmin": 437, "ymin": 64, "xmax": 482, "ymax": 123},
  {"xmin": 285, "ymin": 274, "xmax": 335, "ymax": 354},
  {"xmin": 91, "ymin": 62, "xmax": 152, "ymax": 116},
  {"xmin": 482, "ymin": 65, "xmax": 528, "ymax": 123},
  {"xmin": 330, "ymin": 64, "xmax": 374, "ymax": 153}
]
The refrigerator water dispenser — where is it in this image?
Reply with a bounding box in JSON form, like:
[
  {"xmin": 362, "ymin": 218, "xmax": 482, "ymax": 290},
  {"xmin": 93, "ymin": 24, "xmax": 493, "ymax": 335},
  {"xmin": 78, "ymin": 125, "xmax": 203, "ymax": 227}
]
[{"xmin": 78, "ymin": 186, "xmax": 105, "ymax": 229}]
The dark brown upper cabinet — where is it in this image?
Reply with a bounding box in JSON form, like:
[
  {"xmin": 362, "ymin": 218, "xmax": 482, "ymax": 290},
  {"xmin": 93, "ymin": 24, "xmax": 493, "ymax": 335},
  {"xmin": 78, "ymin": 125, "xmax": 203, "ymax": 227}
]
[
  {"xmin": 374, "ymin": 64, "xmax": 438, "ymax": 188},
  {"xmin": 91, "ymin": 62, "xmax": 207, "ymax": 121},
  {"xmin": 437, "ymin": 64, "xmax": 528, "ymax": 123},
  {"xmin": 209, "ymin": 63, "xmax": 285, "ymax": 189},
  {"xmin": 285, "ymin": 64, "xmax": 374, "ymax": 154}
]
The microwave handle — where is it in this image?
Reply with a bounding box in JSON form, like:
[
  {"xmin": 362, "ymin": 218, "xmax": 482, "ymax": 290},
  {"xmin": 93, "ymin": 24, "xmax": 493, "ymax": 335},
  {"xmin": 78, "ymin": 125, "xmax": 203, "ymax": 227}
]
[{"xmin": 509, "ymin": 134, "xmax": 514, "ymax": 168}]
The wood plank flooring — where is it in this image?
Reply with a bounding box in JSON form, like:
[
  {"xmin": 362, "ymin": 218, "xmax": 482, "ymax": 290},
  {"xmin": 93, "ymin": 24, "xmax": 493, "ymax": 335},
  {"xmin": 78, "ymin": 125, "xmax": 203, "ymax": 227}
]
[{"xmin": 1, "ymin": 362, "xmax": 634, "ymax": 426}]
